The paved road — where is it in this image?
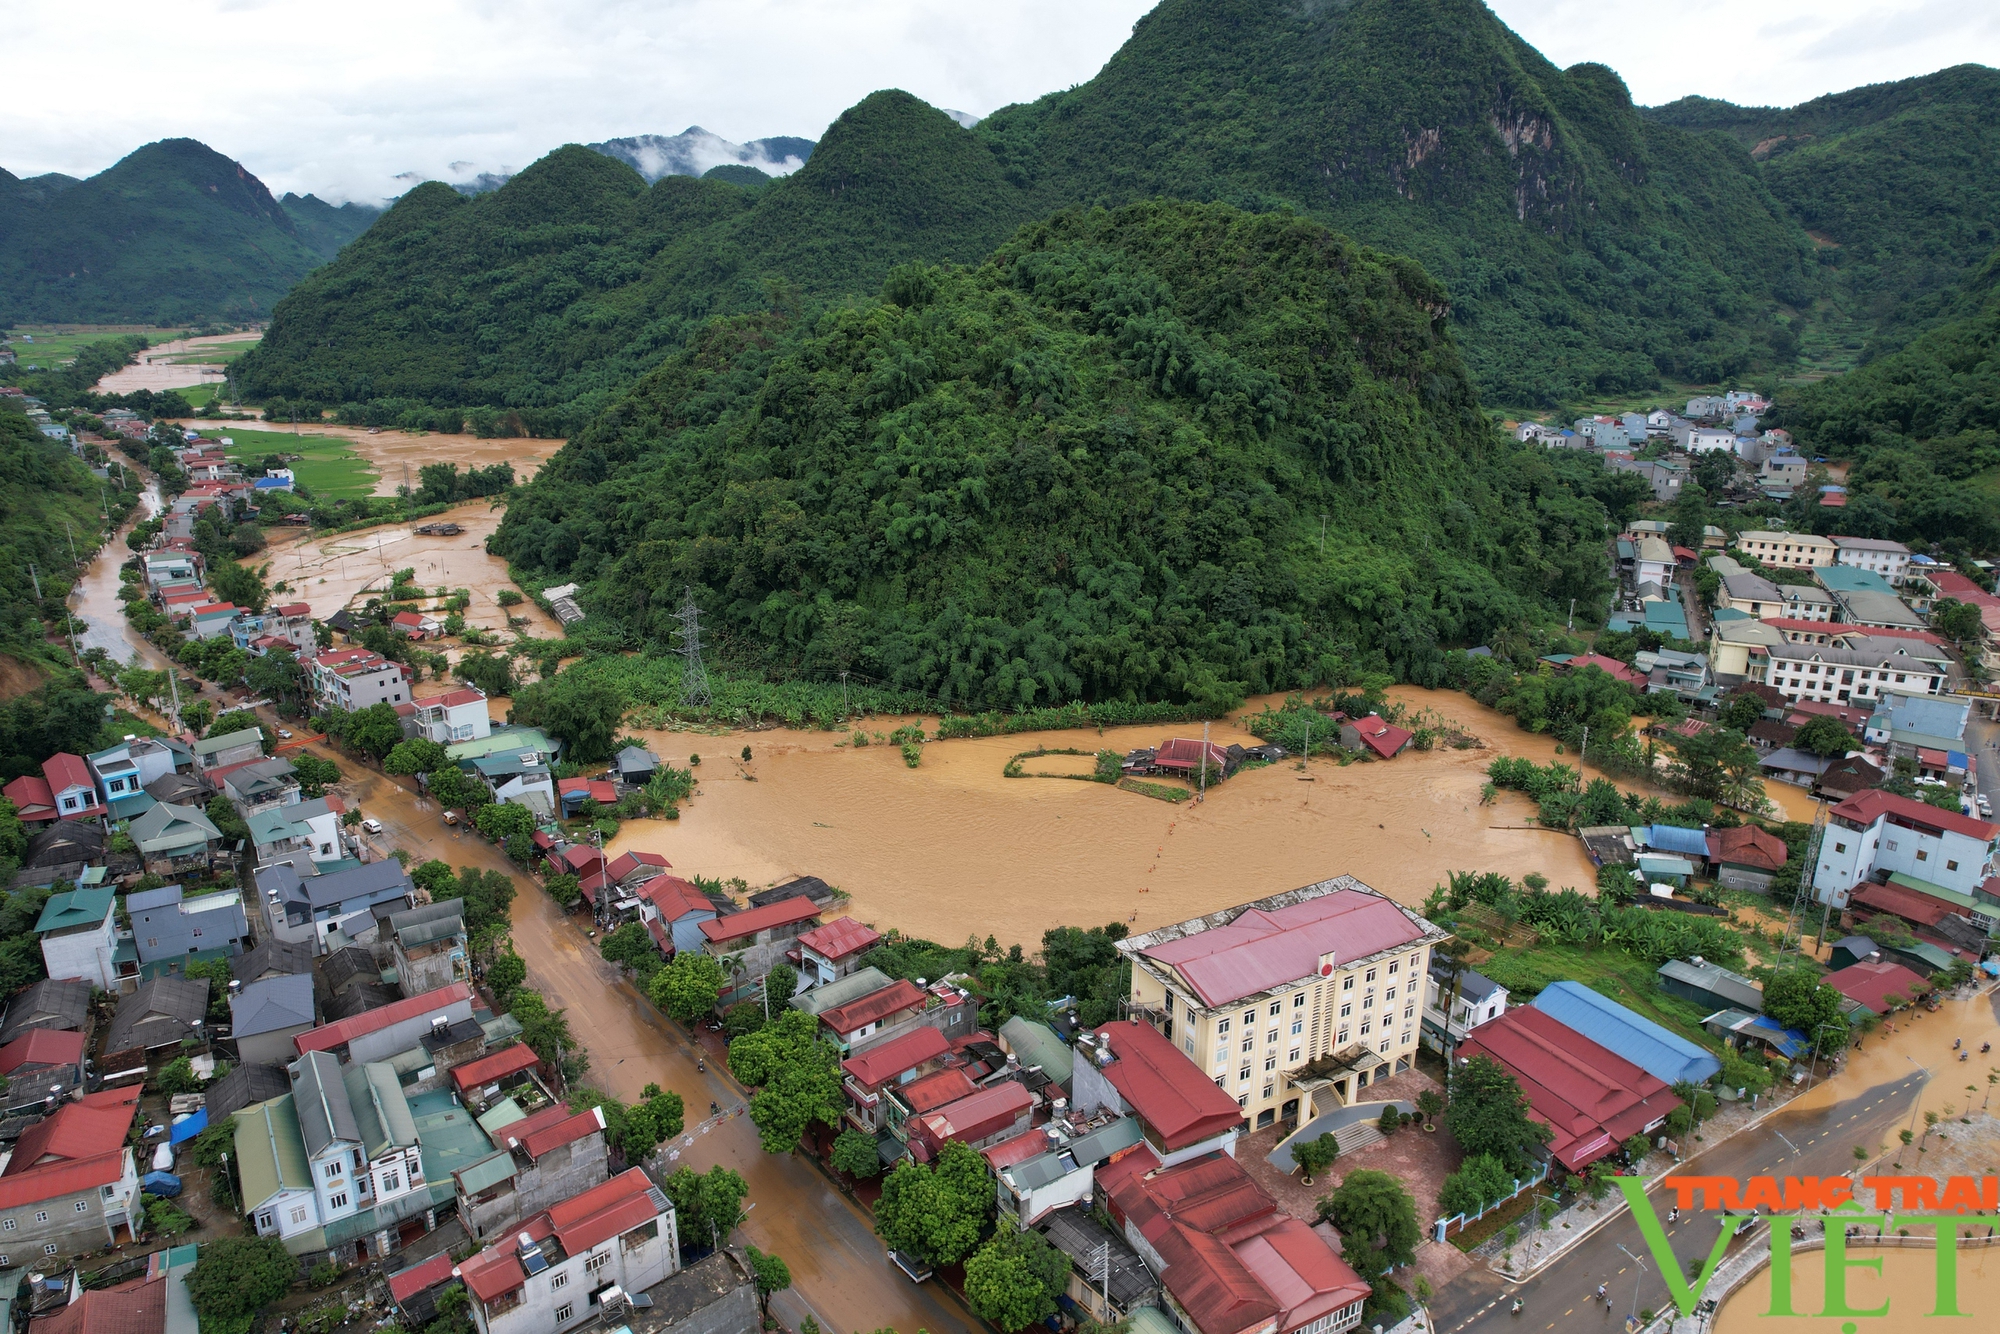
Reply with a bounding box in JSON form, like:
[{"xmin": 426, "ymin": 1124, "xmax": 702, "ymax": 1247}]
[
  {"xmin": 333, "ymin": 755, "xmax": 976, "ymax": 1334},
  {"xmin": 1429, "ymin": 1069, "xmax": 1929, "ymax": 1334}
]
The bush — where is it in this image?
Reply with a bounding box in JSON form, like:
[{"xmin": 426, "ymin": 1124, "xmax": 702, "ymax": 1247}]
[
  {"xmin": 1377, "ymin": 1103, "xmax": 1401, "ymax": 1135},
  {"xmin": 184, "ymin": 1237, "xmax": 297, "ymax": 1328},
  {"xmin": 496, "ymin": 588, "xmax": 523, "ymax": 606},
  {"xmin": 154, "ymin": 1056, "xmax": 201, "ymax": 1096},
  {"xmin": 1292, "ymin": 1133, "xmax": 1339, "ymax": 1180}
]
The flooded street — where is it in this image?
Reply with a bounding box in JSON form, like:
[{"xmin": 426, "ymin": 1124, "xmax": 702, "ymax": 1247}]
[
  {"xmin": 339, "ymin": 755, "xmax": 974, "ymax": 1334},
  {"xmin": 613, "ymin": 688, "xmax": 1620, "ymax": 944},
  {"xmin": 69, "ymin": 474, "xmax": 171, "ymax": 670}
]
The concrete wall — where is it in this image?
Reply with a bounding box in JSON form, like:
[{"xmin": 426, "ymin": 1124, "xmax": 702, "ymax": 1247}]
[
  {"xmin": 40, "ymin": 921, "xmax": 117, "ymax": 990},
  {"xmin": 0, "ymin": 1156, "xmax": 138, "ymax": 1263},
  {"xmin": 462, "ymin": 1130, "xmax": 612, "ymax": 1243}
]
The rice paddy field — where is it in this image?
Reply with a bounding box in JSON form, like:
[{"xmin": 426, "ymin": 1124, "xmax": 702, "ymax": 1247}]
[{"xmin": 214, "ymin": 425, "xmax": 378, "ymax": 499}]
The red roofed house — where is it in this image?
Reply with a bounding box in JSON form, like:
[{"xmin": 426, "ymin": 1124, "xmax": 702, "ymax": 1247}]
[
  {"xmin": 906, "ymin": 1080, "xmax": 1036, "ymax": 1163},
  {"xmin": 0, "ymin": 1026, "xmax": 86, "ymax": 1090},
  {"xmin": 816, "ymin": 978, "xmax": 928, "ymax": 1052},
  {"xmin": 1454, "ymin": 1006, "xmax": 1679, "ymax": 1171},
  {"xmin": 1101, "ymin": 1148, "xmax": 1370, "ymax": 1334},
  {"xmin": 0, "ymin": 1086, "xmax": 143, "ymax": 1259},
  {"xmin": 1121, "ymin": 876, "xmax": 1446, "ymax": 1133},
  {"xmin": 797, "ymin": 916, "xmax": 882, "ymax": 987},
  {"xmin": 456, "ymin": 1168, "xmax": 677, "ymax": 1334},
  {"xmin": 450, "ymin": 1042, "xmax": 545, "ymax": 1107},
  {"xmin": 1705, "ymin": 824, "xmax": 1790, "ymax": 891},
  {"xmin": 30, "ymin": 1243, "xmax": 190, "ymax": 1334},
  {"xmin": 637, "ymin": 875, "xmax": 716, "ymax": 956},
  {"xmin": 1152, "ymin": 738, "xmax": 1239, "ymax": 780},
  {"xmin": 2, "ymin": 774, "xmax": 58, "ymax": 825},
  {"xmin": 1074, "ymin": 1019, "xmax": 1245, "ymax": 1167},
  {"xmin": 294, "ymin": 981, "xmax": 476, "ymax": 1063},
  {"xmin": 387, "ymin": 1251, "xmax": 463, "ymax": 1327},
  {"xmin": 605, "ymin": 850, "xmax": 670, "ymax": 890},
  {"xmin": 1823, "ymin": 959, "xmax": 1930, "ymax": 1015},
  {"xmin": 412, "ymin": 687, "xmax": 491, "ymax": 745},
  {"xmin": 557, "ymin": 776, "xmax": 619, "ymax": 817},
  {"xmin": 452, "ymin": 1103, "xmax": 612, "ymax": 1243},
  {"xmin": 700, "ymin": 897, "xmax": 822, "ymax": 1010},
  {"xmin": 1561, "ymin": 654, "xmax": 1647, "ymax": 688},
  {"xmin": 391, "ymin": 610, "xmax": 441, "ymax": 639},
  {"xmin": 1339, "ymin": 713, "xmax": 1414, "ymax": 761},
  {"xmin": 1813, "ymin": 788, "xmax": 1999, "ymax": 911},
  {"xmin": 840, "ymin": 1025, "xmax": 952, "ymax": 1134},
  {"xmin": 41, "ymin": 753, "xmax": 102, "ymax": 822}
]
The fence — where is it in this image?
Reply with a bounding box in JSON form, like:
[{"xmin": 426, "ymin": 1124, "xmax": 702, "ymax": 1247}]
[{"xmin": 1433, "ymin": 1161, "xmax": 1551, "ymax": 1243}]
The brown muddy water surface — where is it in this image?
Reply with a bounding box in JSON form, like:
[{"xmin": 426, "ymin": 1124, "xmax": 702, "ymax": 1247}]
[{"xmin": 610, "ymin": 687, "xmax": 1627, "ymax": 945}]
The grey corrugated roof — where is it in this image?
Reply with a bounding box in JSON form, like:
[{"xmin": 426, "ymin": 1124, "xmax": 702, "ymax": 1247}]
[
  {"xmin": 206, "ymin": 1064, "xmax": 292, "ymax": 1121},
  {"xmin": 193, "ymin": 727, "xmax": 262, "ymax": 757},
  {"xmin": 343, "ymin": 1061, "xmax": 418, "ymax": 1159},
  {"xmin": 0, "ymin": 978, "xmax": 90, "ymax": 1044},
  {"xmin": 1658, "ymin": 959, "xmax": 1764, "ymax": 1011},
  {"xmin": 106, "ymin": 976, "xmax": 211, "ymax": 1051},
  {"xmin": 234, "ymin": 936, "xmax": 315, "ymax": 982},
  {"xmin": 391, "ymin": 899, "xmax": 465, "ymax": 950},
  {"xmin": 231, "ymin": 974, "xmax": 318, "ymax": 1038},
  {"xmin": 1429, "ymin": 961, "xmax": 1504, "ymax": 1003},
  {"xmin": 290, "ymin": 1049, "xmax": 361, "ymax": 1156},
  {"xmin": 302, "ymin": 860, "xmax": 414, "ymax": 911},
  {"xmin": 792, "ymin": 967, "xmax": 891, "ymax": 1017}
]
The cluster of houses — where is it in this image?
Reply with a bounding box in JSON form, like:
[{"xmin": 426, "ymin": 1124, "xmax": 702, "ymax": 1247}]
[{"xmin": 1519, "ymin": 392, "xmax": 1812, "ymax": 502}]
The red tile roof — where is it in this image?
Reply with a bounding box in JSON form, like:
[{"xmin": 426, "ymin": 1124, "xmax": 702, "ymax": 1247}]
[
  {"xmin": 1706, "ymin": 824, "xmax": 1788, "ymax": 873},
  {"xmin": 817, "ymin": 979, "xmax": 926, "ymax": 1037},
  {"xmin": 551, "ymin": 845, "xmax": 604, "ymax": 874},
  {"xmin": 458, "ymin": 1168, "xmax": 662, "ymax": 1302},
  {"xmin": 606, "ymin": 850, "xmax": 670, "ymax": 883},
  {"xmin": 392, "ymin": 611, "xmax": 426, "ymax": 628},
  {"xmin": 1824, "ymin": 959, "xmax": 1930, "ymax": 1014},
  {"xmin": 294, "ymin": 982, "xmax": 474, "ymax": 1054},
  {"xmin": 449, "ymin": 1042, "xmax": 542, "ymax": 1093},
  {"xmin": 641, "ymin": 875, "xmax": 712, "ymax": 920},
  {"xmin": 984, "ymin": 1128, "xmax": 1054, "ymax": 1171},
  {"xmin": 1454, "ymin": 1007, "xmax": 1680, "ymax": 1172},
  {"xmin": 41, "ymin": 752, "xmax": 94, "ymax": 797},
  {"xmin": 0, "ymin": 1027, "xmax": 85, "ymax": 1074},
  {"xmin": 840, "ymin": 1024, "xmax": 951, "ymax": 1089},
  {"xmin": 1107, "ymin": 1150, "xmax": 1369, "ymax": 1334},
  {"xmin": 909, "ymin": 1081, "xmax": 1034, "ymax": 1155},
  {"xmin": 1140, "ymin": 887, "xmax": 1431, "ymax": 1008},
  {"xmin": 1788, "ymin": 700, "xmax": 1874, "ymax": 729},
  {"xmin": 388, "ymin": 1252, "xmax": 458, "ymax": 1306},
  {"xmin": 898, "ymin": 1067, "xmax": 978, "ymax": 1114},
  {"xmin": 273, "ymin": 602, "xmax": 311, "ymax": 617},
  {"xmin": 1087, "ymin": 1020, "xmax": 1243, "ymax": 1151},
  {"xmin": 28, "ymin": 1270, "xmax": 165, "ymax": 1334},
  {"xmin": 799, "ymin": 916, "xmax": 881, "ymax": 962},
  {"xmin": 519, "ymin": 1107, "xmax": 607, "ymax": 1159},
  {"xmin": 1830, "ymin": 788, "xmax": 1997, "ymax": 842},
  {"xmin": 1153, "ymin": 738, "xmax": 1233, "ymax": 773},
  {"xmin": 5, "ymin": 1088, "xmax": 139, "ymax": 1174},
  {"xmin": 421, "ymin": 688, "xmax": 487, "ymax": 708},
  {"xmin": 1849, "ymin": 880, "xmax": 1957, "ymax": 929},
  {"xmin": 699, "ymin": 895, "xmax": 820, "ymax": 944},
  {"xmin": 0, "ymin": 1148, "xmax": 128, "ymax": 1212},
  {"xmin": 2, "ymin": 774, "xmax": 55, "ymax": 820},
  {"xmin": 1348, "ymin": 713, "xmax": 1414, "ymax": 759},
  {"xmin": 1563, "ymin": 654, "xmax": 1647, "ymax": 687}
]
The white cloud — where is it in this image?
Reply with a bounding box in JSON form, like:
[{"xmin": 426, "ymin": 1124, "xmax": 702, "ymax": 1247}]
[{"xmin": 8, "ymin": 1, "xmax": 1996, "ymax": 203}]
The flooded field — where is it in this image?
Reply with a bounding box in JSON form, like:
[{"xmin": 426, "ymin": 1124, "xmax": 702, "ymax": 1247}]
[
  {"xmin": 609, "ymin": 687, "xmax": 1634, "ymax": 944},
  {"xmin": 256, "ymin": 500, "xmax": 564, "ymax": 643},
  {"xmin": 244, "ymin": 423, "xmax": 566, "ymax": 496},
  {"xmin": 94, "ymin": 332, "xmax": 251, "ymax": 394}
]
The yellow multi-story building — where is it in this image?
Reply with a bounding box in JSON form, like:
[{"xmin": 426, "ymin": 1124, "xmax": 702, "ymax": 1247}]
[{"xmin": 1118, "ymin": 876, "xmax": 1448, "ymax": 1133}]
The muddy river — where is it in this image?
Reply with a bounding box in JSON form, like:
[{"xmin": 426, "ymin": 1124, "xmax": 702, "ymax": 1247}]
[
  {"xmin": 608, "ymin": 688, "xmax": 1640, "ymax": 943},
  {"xmin": 93, "ymin": 332, "xmax": 249, "ymax": 394}
]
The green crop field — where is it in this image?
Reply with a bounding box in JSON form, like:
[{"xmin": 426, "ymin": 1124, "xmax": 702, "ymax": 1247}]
[
  {"xmin": 177, "ymin": 383, "xmax": 222, "ymax": 409},
  {"xmin": 3, "ymin": 326, "xmax": 188, "ymax": 368},
  {"xmin": 216, "ymin": 425, "xmax": 378, "ymax": 499}
]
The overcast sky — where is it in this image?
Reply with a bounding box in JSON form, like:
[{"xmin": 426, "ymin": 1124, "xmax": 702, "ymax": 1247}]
[{"xmin": 11, "ymin": 0, "xmax": 1997, "ymax": 204}]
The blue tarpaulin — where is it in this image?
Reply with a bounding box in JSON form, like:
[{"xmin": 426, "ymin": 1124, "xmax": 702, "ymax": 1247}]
[
  {"xmin": 141, "ymin": 1172, "xmax": 181, "ymax": 1197},
  {"xmin": 1644, "ymin": 824, "xmax": 1711, "ymax": 858},
  {"xmin": 169, "ymin": 1109, "xmax": 207, "ymax": 1144}
]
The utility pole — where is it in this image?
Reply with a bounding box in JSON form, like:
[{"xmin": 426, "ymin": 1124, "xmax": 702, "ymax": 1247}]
[
  {"xmin": 28, "ymin": 564, "xmax": 40, "ymax": 600},
  {"xmin": 1319, "ymin": 513, "xmax": 1327, "ymax": 555},
  {"xmin": 1090, "ymin": 1241, "xmax": 1111, "ymax": 1315},
  {"xmin": 673, "ymin": 588, "xmax": 713, "ymax": 712},
  {"xmin": 1580, "ymin": 725, "xmax": 1588, "ymax": 768},
  {"xmin": 1568, "ymin": 597, "xmax": 1575, "ymax": 631},
  {"xmin": 839, "ymin": 669, "xmax": 850, "ymax": 721},
  {"xmin": 168, "ymin": 669, "xmax": 183, "ymax": 734},
  {"xmin": 1198, "ymin": 720, "xmax": 1210, "ymax": 802}
]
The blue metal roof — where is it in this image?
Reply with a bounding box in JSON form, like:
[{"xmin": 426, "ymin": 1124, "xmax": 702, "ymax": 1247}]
[
  {"xmin": 1644, "ymin": 824, "xmax": 1710, "ymax": 857},
  {"xmin": 1530, "ymin": 980, "xmax": 1721, "ymax": 1086},
  {"xmin": 1739, "ymin": 1014, "xmax": 1810, "ymax": 1061}
]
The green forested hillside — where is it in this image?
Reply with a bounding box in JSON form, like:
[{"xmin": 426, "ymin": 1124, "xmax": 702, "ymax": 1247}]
[
  {"xmin": 1646, "ymin": 66, "xmax": 2000, "ymax": 345},
  {"xmin": 1770, "ymin": 245, "xmax": 2000, "ymax": 553},
  {"xmin": 0, "ymin": 140, "xmax": 375, "ymax": 324},
  {"xmin": 279, "ymin": 192, "xmax": 380, "ymax": 259},
  {"xmin": 234, "ymin": 0, "xmax": 1867, "ymax": 419},
  {"xmin": 0, "ymin": 401, "xmax": 113, "ymax": 656},
  {"xmin": 491, "ymin": 203, "xmax": 1621, "ymax": 705}
]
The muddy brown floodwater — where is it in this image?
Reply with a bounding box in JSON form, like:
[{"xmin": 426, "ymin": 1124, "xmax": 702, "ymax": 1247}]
[
  {"xmin": 253, "ymin": 501, "xmax": 564, "ymax": 643},
  {"xmin": 93, "ymin": 332, "xmax": 251, "ymax": 394},
  {"xmin": 612, "ymin": 687, "xmax": 1635, "ymax": 943},
  {"xmin": 223, "ymin": 422, "xmax": 568, "ymax": 497},
  {"xmin": 1716, "ymin": 1247, "xmax": 2000, "ymax": 1332}
]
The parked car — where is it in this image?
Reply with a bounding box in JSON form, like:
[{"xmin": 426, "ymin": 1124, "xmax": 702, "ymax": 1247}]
[
  {"xmin": 361, "ymin": 818, "xmax": 384, "ymax": 835},
  {"xmin": 888, "ymin": 1250, "xmax": 934, "ymax": 1284},
  {"xmin": 277, "ymin": 728, "xmax": 293, "ymax": 740}
]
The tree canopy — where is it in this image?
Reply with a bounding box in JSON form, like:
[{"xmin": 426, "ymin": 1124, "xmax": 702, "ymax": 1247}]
[{"xmin": 1448, "ymin": 1053, "xmax": 1552, "ymax": 1175}]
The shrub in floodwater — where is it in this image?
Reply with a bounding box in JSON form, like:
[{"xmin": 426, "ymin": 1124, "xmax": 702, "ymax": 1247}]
[
  {"xmin": 901, "ymin": 741, "xmax": 923, "ymax": 768},
  {"xmin": 852, "ymin": 730, "xmax": 869, "ymax": 746}
]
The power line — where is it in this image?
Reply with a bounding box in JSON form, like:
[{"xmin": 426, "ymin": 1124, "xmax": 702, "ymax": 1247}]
[{"xmin": 673, "ymin": 587, "xmax": 713, "ymax": 712}]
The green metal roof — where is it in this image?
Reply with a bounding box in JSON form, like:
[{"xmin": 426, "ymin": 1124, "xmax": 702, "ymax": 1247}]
[
  {"xmin": 344, "ymin": 1061, "xmax": 419, "ymax": 1159},
  {"xmin": 452, "ymin": 1150, "xmax": 518, "ymax": 1196},
  {"xmin": 409, "ymin": 1089, "xmax": 496, "ymax": 1195},
  {"xmin": 193, "ymin": 727, "xmax": 263, "ymax": 757},
  {"xmin": 998, "ymin": 1016, "xmax": 1075, "ymax": 1089},
  {"xmin": 446, "ymin": 727, "xmax": 556, "ymax": 765},
  {"xmin": 1887, "ymin": 871, "xmax": 1979, "ymax": 912},
  {"xmin": 129, "ymin": 801, "xmax": 222, "ymax": 853},
  {"xmin": 233, "ymin": 1095, "xmax": 312, "ymax": 1209},
  {"xmin": 476, "ymin": 1097, "xmax": 526, "ymax": 1136},
  {"xmin": 35, "ymin": 887, "xmax": 114, "ymax": 934}
]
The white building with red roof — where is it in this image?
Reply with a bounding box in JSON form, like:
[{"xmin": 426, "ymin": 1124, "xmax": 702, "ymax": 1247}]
[
  {"xmin": 305, "ymin": 647, "xmax": 414, "ymax": 713},
  {"xmin": 1073, "ymin": 1019, "xmax": 1244, "ymax": 1167},
  {"xmin": 40, "ymin": 753, "xmax": 102, "ymax": 822},
  {"xmin": 455, "ymin": 1167, "xmax": 678, "ymax": 1334},
  {"xmin": 1119, "ymin": 876, "xmax": 1446, "ymax": 1132},
  {"xmin": 0, "ymin": 1086, "xmax": 143, "ymax": 1262},
  {"xmin": 796, "ymin": 915, "xmax": 881, "ymax": 987},
  {"xmin": 413, "ymin": 688, "xmax": 492, "ymax": 745},
  {"xmin": 1810, "ymin": 788, "xmax": 1999, "ymax": 912}
]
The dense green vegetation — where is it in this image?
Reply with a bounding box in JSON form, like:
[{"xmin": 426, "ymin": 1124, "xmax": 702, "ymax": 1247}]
[
  {"xmin": 1646, "ymin": 65, "xmax": 2000, "ymax": 350},
  {"xmin": 240, "ymin": 0, "xmax": 1997, "ymax": 425},
  {"xmin": 0, "ymin": 139, "xmax": 375, "ymax": 325},
  {"xmin": 1770, "ymin": 244, "xmax": 2000, "ymax": 554},
  {"xmin": 491, "ymin": 203, "xmax": 1623, "ymax": 706}
]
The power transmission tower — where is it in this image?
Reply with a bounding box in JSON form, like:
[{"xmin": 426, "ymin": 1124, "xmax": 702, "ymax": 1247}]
[
  {"xmin": 1779, "ymin": 799, "xmax": 1829, "ymax": 957},
  {"xmin": 673, "ymin": 588, "xmax": 713, "ymax": 712}
]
